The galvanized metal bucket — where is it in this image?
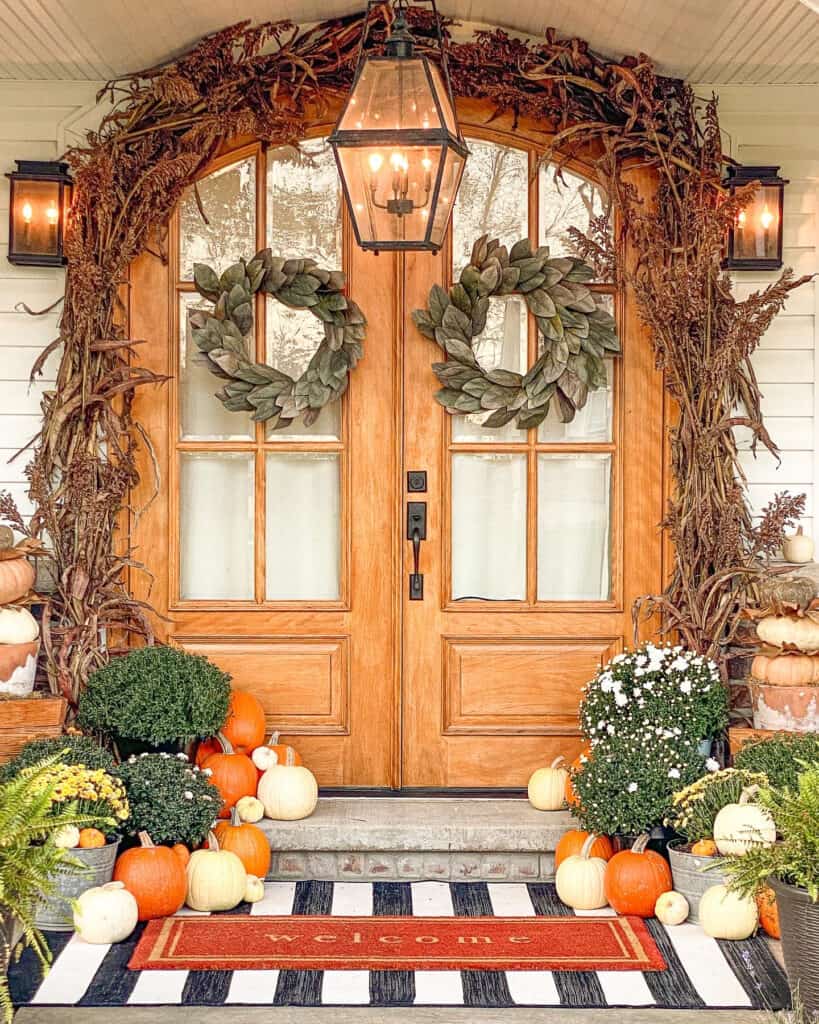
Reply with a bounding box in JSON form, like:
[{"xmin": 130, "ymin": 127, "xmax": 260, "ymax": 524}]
[
  {"xmin": 34, "ymin": 838, "xmax": 120, "ymax": 932},
  {"xmin": 668, "ymin": 840, "xmax": 729, "ymax": 923}
]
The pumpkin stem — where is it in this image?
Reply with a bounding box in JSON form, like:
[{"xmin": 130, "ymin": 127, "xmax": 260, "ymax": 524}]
[
  {"xmin": 230, "ymin": 805, "xmax": 241, "ymax": 828},
  {"xmin": 580, "ymin": 833, "xmax": 600, "ymax": 859},
  {"xmin": 216, "ymin": 731, "xmax": 235, "ymax": 755},
  {"xmin": 631, "ymin": 833, "xmax": 651, "ymax": 855},
  {"xmin": 550, "ymin": 755, "xmax": 566, "ymax": 769},
  {"xmin": 797, "ymin": 526, "xmax": 804, "ymax": 536},
  {"xmin": 206, "ymin": 830, "xmax": 220, "ymax": 851},
  {"xmin": 286, "ymin": 746, "xmax": 296, "ymax": 767},
  {"xmin": 268, "ymin": 730, "xmax": 280, "ymax": 745},
  {"xmin": 137, "ymin": 831, "xmax": 155, "ymax": 849}
]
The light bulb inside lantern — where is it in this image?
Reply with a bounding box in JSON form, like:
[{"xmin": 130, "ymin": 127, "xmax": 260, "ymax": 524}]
[
  {"xmin": 390, "ymin": 151, "xmax": 409, "ymax": 173},
  {"xmin": 760, "ymin": 205, "xmax": 774, "ymax": 230},
  {"xmin": 737, "ymin": 209, "xmax": 746, "ymax": 227},
  {"xmin": 21, "ymin": 201, "xmax": 32, "ymax": 223},
  {"xmin": 421, "ymin": 157, "xmax": 432, "ymax": 171},
  {"xmin": 46, "ymin": 201, "xmax": 59, "ymax": 225},
  {"xmin": 368, "ymin": 152, "xmax": 384, "ymax": 174}
]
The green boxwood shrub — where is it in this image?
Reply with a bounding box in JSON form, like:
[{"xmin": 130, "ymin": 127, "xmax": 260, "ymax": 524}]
[
  {"xmin": 734, "ymin": 731, "xmax": 819, "ymax": 790},
  {"xmin": 0, "ymin": 733, "xmax": 115, "ymax": 784},
  {"xmin": 77, "ymin": 645, "xmax": 231, "ymax": 745},
  {"xmin": 115, "ymin": 752, "xmax": 221, "ymax": 846}
]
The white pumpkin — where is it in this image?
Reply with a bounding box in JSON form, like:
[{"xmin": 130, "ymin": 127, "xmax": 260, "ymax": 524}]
[
  {"xmin": 244, "ymin": 874, "xmax": 264, "ymax": 904},
  {"xmin": 527, "ymin": 756, "xmax": 569, "ymax": 811},
  {"xmin": 52, "ymin": 824, "xmax": 80, "ymax": 849},
  {"xmin": 0, "ymin": 607, "xmax": 39, "ymax": 645},
  {"xmin": 713, "ymin": 789, "xmax": 776, "ymax": 856},
  {"xmin": 257, "ymin": 749, "xmax": 318, "ymax": 821},
  {"xmin": 783, "ymin": 526, "xmax": 815, "ymax": 564},
  {"xmin": 655, "ymin": 890, "xmax": 690, "ymax": 926},
  {"xmin": 185, "ymin": 831, "xmax": 247, "ymax": 912},
  {"xmin": 555, "ymin": 833, "xmax": 608, "ymax": 910},
  {"xmin": 756, "ymin": 615, "xmax": 819, "ymax": 653},
  {"xmin": 699, "ymin": 884, "xmax": 758, "ymax": 940},
  {"xmin": 235, "ymin": 795, "xmax": 265, "ymax": 823},
  {"xmin": 73, "ymin": 881, "xmax": 138, "ymax": 944}
]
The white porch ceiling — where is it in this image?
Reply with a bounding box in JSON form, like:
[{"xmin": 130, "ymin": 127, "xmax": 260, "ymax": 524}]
[{"xmin": 0, "ymin": 0, "xmax": 817, "ymax": 84}]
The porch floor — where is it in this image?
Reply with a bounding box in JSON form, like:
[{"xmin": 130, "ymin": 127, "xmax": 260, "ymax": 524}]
[{"xmin": 259, "ymin": 797, "xmax": 574, "ymax": 882}]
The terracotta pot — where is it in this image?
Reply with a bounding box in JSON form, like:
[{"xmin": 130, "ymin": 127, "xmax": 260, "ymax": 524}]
[
  {"xmin": 749, "ymin": 680, "xmax": 818, "ymax": 732},
  {"xmin": 0, "ymin": 641, "xmax": 39, "ymax": 696}
]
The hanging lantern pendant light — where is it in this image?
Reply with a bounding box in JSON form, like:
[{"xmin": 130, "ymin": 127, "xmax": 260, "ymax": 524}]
[{"xmin": 329, "ymin": 0, "xmax": 468, "ymax": 253}]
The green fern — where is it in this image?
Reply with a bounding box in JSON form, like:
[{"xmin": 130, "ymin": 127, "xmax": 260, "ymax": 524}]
[
  {"xmin": 722, "ymin": 762, "xmax": 819, "ymax": 903},
  {"xmin": 0, "ymin": 754, "xmax": 113, "ymax": 1024}
]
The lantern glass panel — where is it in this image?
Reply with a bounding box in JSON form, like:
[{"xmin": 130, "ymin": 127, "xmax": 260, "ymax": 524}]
[
  {"xmin": 429, "ymin": 144, "xmax": 466, "ymax": 248},
  {"xmin": 339, "ymin": 58, "xmax": 446, "ymax": 132},
  {"xmin": 733, "ymin": 183, "xmax": 782, "ymax": 263},
  {"xmin": 12, "ymin": 178, "xmax": 61, "ymax": 259},
  {"xmin": 337, "ymin": 142, "xmax": 446, "ymax": 246}
]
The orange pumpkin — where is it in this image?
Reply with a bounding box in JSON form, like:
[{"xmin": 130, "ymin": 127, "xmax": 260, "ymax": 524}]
[
  {"xmin": 564, "ymin": 749, "xmax": 590, "ymax": 808},
  {"xmin": 690, "ymin": 838, "xmax": 718, "ymax": 857},
  {"xmin": 756, "ymin": 885, "xmax": 781, "ymax": 939},
  {"xmin": 77, "ymin": 828, "xmax": 106, "ymax": 849},
  {"xmin": 171, "ymin": 843, "xmax": 191, "ymax": 868},
  {"xmin": 202, "ymin": 732, "xmax": 258, "ymax": 818},
  {"xmin": 604, "ymin": 834, "xmax": 673, "ymax": 918},
  {"xmin": 195, "ymin": 736, "xmax": 220, "ymax": 767},
  {"xmin": 112, "ymin": 831, "xmax": 187, "ymax": 920},
  {"xmin": 221, "ymin": 691, "xmax": 266, "ymax": 755},
  {"xmin": 0, "ymin": 555, "xmax": 35, "ymax": 605},
  {"xmin": 555, "ymin": 829, "xmax": 614, "ymax": 869},
  {"xmin": 213, "ymin": 805, "xmax": 271, "ymax": 878}
]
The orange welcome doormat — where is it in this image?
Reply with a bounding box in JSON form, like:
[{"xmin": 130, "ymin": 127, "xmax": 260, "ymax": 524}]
[{"xmin": 130, "ymin": 914, "xmax": 667, "ymax": 973}]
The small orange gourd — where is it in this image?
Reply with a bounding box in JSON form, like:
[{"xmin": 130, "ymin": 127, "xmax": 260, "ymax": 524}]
[
  {"xmin": 690, "ymin": 838, "xmax": 718, "ymax": 857},
  {"xmin": 555, "ymin": 829, "xmax": 613, "ymax": 869},
  {"xmin": 112, "ymin": 831, "xmax": 187, "ymax": 921},
  {"xmin": 78, "ymin": 828, "xmax": 107, "ymax": 849},
  {"xmin": 201, "ymin": 732, "xmax": 258, "ymax": 818},
  {"xmin": 604, "ymin": 834, "xmax": 673, "ymax": 918},
  {"xmin": 756, "ymin": 885, "xmax": 781, "ymax": 939},
  {"xmin": 213, "ymin": 806, "xmax": 271, "ymax": 878}
]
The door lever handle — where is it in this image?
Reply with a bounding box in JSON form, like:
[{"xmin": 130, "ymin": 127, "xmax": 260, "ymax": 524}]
[{"xmin": 407, "ymin": 501, "xmax": 427, "ymax": 601}]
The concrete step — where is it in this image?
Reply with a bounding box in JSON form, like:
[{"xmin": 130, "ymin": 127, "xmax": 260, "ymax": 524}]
[{"xmin": 258, "ymin": 797, "xmax": 573, "ymax": 883}]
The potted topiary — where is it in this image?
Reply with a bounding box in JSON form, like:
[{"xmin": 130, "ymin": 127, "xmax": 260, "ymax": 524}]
[
  {"xmin": 665, "ymin": 767, "xmax": 768, "ymax": 921},
  {"xmin": 31, "ymin": 762, "xmax": 130, "ymax": 931},
  {"xmin": 0, "ymin": 755, "xmax": 111, "ymax": 1022},
  {"xmin": 720, "ymin": 765, "xmax": 819, "ymax": 1018},
  {"xmin": 115, "ymin": 752, "xmax": 222, "ymax": 847},
  {"xmin": 77, "ymin": 645, "xmax": 231, "ymax": 756}
]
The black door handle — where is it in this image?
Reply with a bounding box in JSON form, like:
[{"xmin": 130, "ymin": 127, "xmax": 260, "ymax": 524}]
[{"xmin": 407, "ymin": 501, "xmax": 426, "ymax": 600}]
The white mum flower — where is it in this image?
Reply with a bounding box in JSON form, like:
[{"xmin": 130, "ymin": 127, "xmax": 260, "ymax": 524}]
[
  {"xmin": 614, "ymin": 691, "xmax": 628, "ymax": 707},
  {"xmin": 670, "ymin": 656, "xmax": 690, "ymax": 672},
  {"xmin": 176, "ymin": 752, "xmax": 188, "ymax": 761},
  {"xmin": 183, "ymin": 790, "xmax": 193, "ymax": 800},
  {"xmin": 680, "ymin": 679, "xmax": 692, "ymax": 695},
  {"xmin": 668, "ymin": 767, "xmax": 681, "ymax": 779},
  {"xmin": 706, "ymin": 758, "xmax": 720, "ymax": 772},
  {"xmin": 627, "ymin": 782, "xmax": 638, "ymax": 793}
]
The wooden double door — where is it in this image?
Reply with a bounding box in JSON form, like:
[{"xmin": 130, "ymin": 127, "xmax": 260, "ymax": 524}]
[{"xmin": 130, "ymin": 104, "xmax": 665, "ymax": 788}]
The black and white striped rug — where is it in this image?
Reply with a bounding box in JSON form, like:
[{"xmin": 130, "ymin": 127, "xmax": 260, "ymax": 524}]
[{"xmin": 12, "ymin": 881, "xmax": 790, "ymax": 1010}]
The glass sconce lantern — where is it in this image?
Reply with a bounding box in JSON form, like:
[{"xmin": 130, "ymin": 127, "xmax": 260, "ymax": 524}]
[
  {"xmin": 724, "ymin": 165, "xmax": 788, "ymax": 270},
  {"xmin": 6, "ymin": 160, "xmax": 73, "ymax": 267},
  {"xmin": 329, "ymin": 0, "xmax": 468, "ymax": 253}
]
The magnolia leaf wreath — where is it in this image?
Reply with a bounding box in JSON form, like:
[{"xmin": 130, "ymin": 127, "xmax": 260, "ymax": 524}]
[
  {"xmin": 190, "ymin": 250, "xmax": 365, "ymax": 429},
  {"xmin": 412, "ymin": 235, "xmax": 620, "ymax": 428}
]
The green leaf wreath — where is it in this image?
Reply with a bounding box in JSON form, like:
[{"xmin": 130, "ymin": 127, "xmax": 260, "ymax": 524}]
[
  {"xmin": 191, "ymin": 250, "xmax": 366, "ymax": 430},
  {"xmin": 412, "ymin": 235, "xmax": 620, "ymax": 429}
]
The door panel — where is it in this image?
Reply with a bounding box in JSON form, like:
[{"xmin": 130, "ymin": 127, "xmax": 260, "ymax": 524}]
[
  {"xmin": 400, "ymin": 114, "xmax": 664, "ymax": 788},
  {"xmin": 130, "ymin": 135, "xmax": 399, "ymax": 787}
]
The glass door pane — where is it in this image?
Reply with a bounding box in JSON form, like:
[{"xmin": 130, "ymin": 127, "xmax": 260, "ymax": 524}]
[{"xmin": 537, "ymin": 453, "xmax": 611, "ymax": 600}]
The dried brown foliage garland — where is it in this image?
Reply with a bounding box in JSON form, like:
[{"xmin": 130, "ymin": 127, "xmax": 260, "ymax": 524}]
[{"xmin": 20, "ymin": 8, "xmax": 808, "ymax": 708}]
